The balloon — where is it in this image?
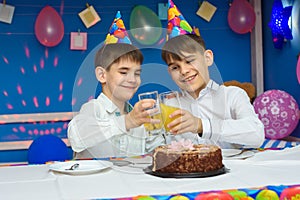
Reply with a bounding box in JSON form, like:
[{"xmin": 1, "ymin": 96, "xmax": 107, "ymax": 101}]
[
  {"xmin": 195, "ymin": 191, "xmax": 234, "ymax": 200},
  {"xmin": 227, "ymin": 0, "xmax": 256, "ymax": 34},
  {"xmin": 280, "ymin": 186, "xmax": 300, "ymax": 200},
  {"xmin": 28, "ymin": 135, "xmax": 70, "ymax": 164},
  {"xmin": 256, "ymin": 190, "xmax": 279, "ymax": 200},
  {"xmin": 35, "ymin": 6, "xmax": 64, "ymax": 47},
  {"xmin": 130, "ymin": 5, "xmax": 162, "ymax": 45},
  {"xmin": 253, "ymin": 90, "xmax": 299, "ymax": 139}
]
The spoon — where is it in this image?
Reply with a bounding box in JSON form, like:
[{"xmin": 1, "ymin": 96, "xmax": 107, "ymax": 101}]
[{"xmin": 65, "ymin": 163, "xmax": 79, "ymax": 170}]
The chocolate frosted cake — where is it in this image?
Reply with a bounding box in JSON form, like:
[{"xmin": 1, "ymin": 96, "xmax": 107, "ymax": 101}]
[{"xmin": 152, "ymin": 139, "xmax": 223, "ymax": 173}]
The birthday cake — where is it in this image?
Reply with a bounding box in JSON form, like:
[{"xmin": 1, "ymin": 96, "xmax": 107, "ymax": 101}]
[{"xmin": 151, "ymin": 139, "xmax": 223, "ymax": 173}]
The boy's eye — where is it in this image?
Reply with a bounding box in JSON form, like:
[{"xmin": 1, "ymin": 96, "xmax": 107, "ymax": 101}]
[
  {"xmin": 186, "ymin": 59, "xmax": 194, "ymax": 64},
  {"xmin": 119, "ymin": 71, "xmax": 127, "ymax": 75},
  {"xmin": 135, "ymin": 71, "xmax": 141, "ymax": 76},
  {"xmin": 169, "ymin": 65, "xmax": 179, "ymax": 71}
]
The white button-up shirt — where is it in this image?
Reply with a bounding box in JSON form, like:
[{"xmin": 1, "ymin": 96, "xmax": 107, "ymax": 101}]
[
  {"xmin": 68, "ymin": 93, "xmax": 165, "ymax": 159},
  {"xmin": 165, "ymin": 80, "xmax": 265, "ymax": 149}
]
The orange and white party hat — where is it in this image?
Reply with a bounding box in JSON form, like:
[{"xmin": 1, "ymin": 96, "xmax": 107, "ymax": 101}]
[
  {"xmin": 105, "ymin": 11, "xmax": 132, "ymax": 44},
  {"xmin": 167, "ymin": 0, "xmax": 198, "ymax": 40}
]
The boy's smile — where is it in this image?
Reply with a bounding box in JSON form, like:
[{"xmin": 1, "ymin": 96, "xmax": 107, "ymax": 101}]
[{"xmin": 182, "ymin": 74, "xmax": 197, "ymax": 83}]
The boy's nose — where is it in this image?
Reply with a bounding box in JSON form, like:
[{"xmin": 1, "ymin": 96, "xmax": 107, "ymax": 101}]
[
  {"xmin": 180, "ymin": 64, "xmax": 191, "ymax": 75},
  {"xmin": 127, "ymin": 74, "xmax": 137, "ymax": 82}
]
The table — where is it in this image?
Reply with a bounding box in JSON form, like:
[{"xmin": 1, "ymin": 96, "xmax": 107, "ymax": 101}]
[{"xmin": 1, "ymin": 146, "xmax": 300, "ymax": 200}]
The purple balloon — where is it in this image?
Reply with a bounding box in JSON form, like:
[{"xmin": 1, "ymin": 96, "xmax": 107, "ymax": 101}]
[{"xmin": 254, "ymin": 90, "xmax": 299, "ymax": 139}]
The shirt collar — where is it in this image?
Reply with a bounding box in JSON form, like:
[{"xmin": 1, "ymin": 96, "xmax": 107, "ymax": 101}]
[
  {"xmin": 181, "ymin": 79, "xmax": 220, "ymax": 100},
  {"xmin": 98, "ymin": 93, "xmax": 132, "ymax": 114}
]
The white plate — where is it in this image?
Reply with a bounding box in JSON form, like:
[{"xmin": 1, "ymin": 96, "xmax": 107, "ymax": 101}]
[
  {"xmin": 49, "ymin": 160, "xmax": 113, "ymax": 175},
  {"xmin": 224, "ymin": 150, "xmax": 255, "ymax": 160},
  {"xmin": 222, "ymin": 149, "xmax": 242, "ymax": 157}
]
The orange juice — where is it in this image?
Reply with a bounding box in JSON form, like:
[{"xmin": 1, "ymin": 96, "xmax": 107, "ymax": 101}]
[
  {"xmin": 144, "ymin": 113, "xmax": 163, "ymax": 132},
  {"xmin": 160, "ymin": 103, "xmax": 180, "ymax": 132}
]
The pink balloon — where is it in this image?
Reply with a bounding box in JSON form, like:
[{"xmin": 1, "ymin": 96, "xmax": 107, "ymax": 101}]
[
  {"xmin": 253, "ymin": 90, "xmax": 299, "ymax": 139},
  {"xmin": 35, "ymin": 6, "xmax": 64, "ymax": 47},
  {"xmin": 227, "ymin": 0, "xmax": 256, "ymax": 34}
]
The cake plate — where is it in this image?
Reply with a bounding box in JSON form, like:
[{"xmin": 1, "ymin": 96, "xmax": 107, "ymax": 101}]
[{"xmin": 143, "ymin": 165, "xmax": 229, "ymax": 178}]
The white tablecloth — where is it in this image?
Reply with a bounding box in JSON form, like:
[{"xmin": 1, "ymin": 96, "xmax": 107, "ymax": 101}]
[{"xmin": 1, "ymin": 146, "xmax": 300, "ymax": 200}]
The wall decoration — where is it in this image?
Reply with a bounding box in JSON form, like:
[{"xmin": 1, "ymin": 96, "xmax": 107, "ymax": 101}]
[
  {"xmin": 34, "ymin": 6, "xmax": 64, "ymax": 47},
  {"xmin": 268, "ymin": 0, "xmax": 293, "ymax": 49},
  {"xmin": 70, "ymin": 30, "xmax": 87, "ymax": 50},
  {"xmin": 78, "ymin": 4, "xmax": 100, "ymax": 28},
  {"xmin": 158, "ymin": 3, "xmax": 168, "ymax": 20},
  {"xmin": 130, "ymin": 5, "xmax": 162, "ymax": 46},
  {"xmin": 196, "ymin": 1, "xmax": 217, "ymax": 22},
  {"xmin": 254, "ymin": 90, "xmax": 299, "ymax": 140},
  {"xmin": 227, "ymin": 0, "xmax": 256, "ymax": 34},
  {"xmin": 0, "ymin": 2, "xmax": 15, "ymax": 24}
]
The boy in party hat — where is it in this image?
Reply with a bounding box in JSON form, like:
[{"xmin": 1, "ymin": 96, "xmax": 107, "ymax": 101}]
[
  {"xmin": 161, "ymin": 0, "xmax": 264, "ymax": 149},
  {"xmin": 68, "ymin": 11, "xmax": 165, "ymax": 159}
]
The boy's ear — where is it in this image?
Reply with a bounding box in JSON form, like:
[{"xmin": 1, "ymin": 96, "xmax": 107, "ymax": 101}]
[
  {"xmin": 95, "ymin": 66, "xmax": 106, "ymax": 83},
  {"xmin": 204, "ymin": 50, "xmax": 214, "ymax": 66}
]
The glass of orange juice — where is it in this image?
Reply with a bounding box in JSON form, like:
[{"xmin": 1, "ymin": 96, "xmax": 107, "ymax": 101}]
[
  {"xmin": 159, "ymin": 91, "xmax": 181, "ymax": 133},
  {"xmin": 138, "ymin": 91, "xmax": 164, "ymax": 135}
]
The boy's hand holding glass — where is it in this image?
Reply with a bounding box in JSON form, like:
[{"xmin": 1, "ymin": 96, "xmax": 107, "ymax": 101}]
[
  {"xmin": 166, "ymin": 109, "xmax": 202, "ymax": 135},
  {"xmin": 138, "ymin": 91, "xmax": 164, "ymax": 135},
  {"xmin": 126, "ymin": 98, "xmax": 161, "ymax": 130},
  {"xmin": 159, "ymin": 91, "xmax": 202, "ymax": 135}
]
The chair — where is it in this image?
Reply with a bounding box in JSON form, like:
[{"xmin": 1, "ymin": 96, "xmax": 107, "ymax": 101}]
[{"xmin": 28, "ymin": 135, "xmax": 72, "ymax": 164}]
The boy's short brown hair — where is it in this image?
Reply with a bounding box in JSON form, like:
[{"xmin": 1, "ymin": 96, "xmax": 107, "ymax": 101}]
[
  {"xmin": 161, "ymin": 34, "xmax": 206, "ymax": 64},
  {"xmin": 94, "ymin": 43, "xmax": 143, "ymax": 70}
]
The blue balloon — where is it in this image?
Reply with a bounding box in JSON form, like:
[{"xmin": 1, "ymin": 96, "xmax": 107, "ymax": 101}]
[{"xmin": 28, "ymin": 135, "xmax": 71, "ymax": 164}]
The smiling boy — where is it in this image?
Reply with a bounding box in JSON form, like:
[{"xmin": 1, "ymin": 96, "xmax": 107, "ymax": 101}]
[
  {"xmin": 161, "ymin": 34, "xmax": 265, "ymax": 149},
  {"xmin": 68, "ymin": 12, "xmax": 164, "ymax": 159}
]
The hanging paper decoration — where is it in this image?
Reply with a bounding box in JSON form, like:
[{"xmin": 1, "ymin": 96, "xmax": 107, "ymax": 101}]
[
  {"xmin": 268, "ymin": 0, "xmax": 293, "ymax": 49},
  {"xmin": 227, "ymin": 0, "xmax": 256, "ymax": 34},
  {"xmin": 34, "ymin": 6, "xmax": 64, "ymax": 47},
  {"xmin": 196, "ymin": 1, "xmax": 217, "ymax": 22},
  {"xmin": 158, "ymin": 3, "xmax": 168, "ymax": 20},
  {"xmin": 78, "ymin": 3, "xmax": 101, "ymax": 28},
  {"xmin": 297, "ymin": 54, "xmax": 300, "ymax": 84},
  {"xmin": 0, "ymin": 2, "xmax": 15, "ymax": 24},
  {"xmin": 70, "ymin": 30, "xmax": 87, "ymax": 50},
  {"xmin": 105, "ymin": 11, "xmax": 131, "ymax": 44}
]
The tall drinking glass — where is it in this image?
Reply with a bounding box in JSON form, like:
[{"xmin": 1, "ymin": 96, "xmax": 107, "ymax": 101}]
[
  {"xmin": 159, "ymin": 91, "xmax": 181, "ymax": 133},
  {"xmin": 138, "ymin": 91, "xmax": 164, "ymax": 135}
]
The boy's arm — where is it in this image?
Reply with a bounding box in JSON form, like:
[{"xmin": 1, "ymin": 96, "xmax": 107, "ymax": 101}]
[
  {"xmin": 201, "ymin": 89, "xmax": 265, "ymax": 148},
  {"xmin": 67, "ymin": 100, "xmax": 128, "ymax": 153}
]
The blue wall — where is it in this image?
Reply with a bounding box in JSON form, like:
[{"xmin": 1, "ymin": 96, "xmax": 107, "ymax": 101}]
[
  {"xmin": 262, "ymin": 1, "xmax": 300, "ymax": 137},
  {"xmin": 0, "ymin": 0, "xmax": 299, "ymax": 162}
]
